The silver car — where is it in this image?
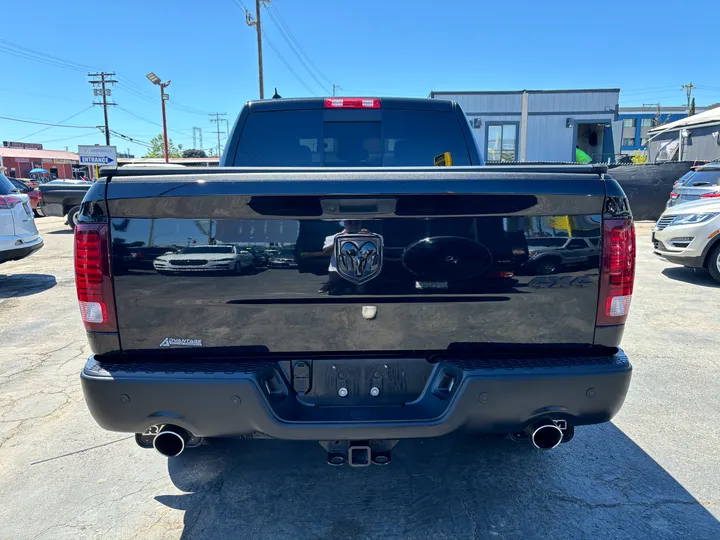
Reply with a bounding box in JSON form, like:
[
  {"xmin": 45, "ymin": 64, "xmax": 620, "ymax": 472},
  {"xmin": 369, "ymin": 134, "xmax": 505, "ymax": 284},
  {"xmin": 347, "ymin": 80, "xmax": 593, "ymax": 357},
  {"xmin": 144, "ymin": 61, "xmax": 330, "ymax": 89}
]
[{"xmin": 667, "ymin": 163, "xmax": 720, "ymax": 208}]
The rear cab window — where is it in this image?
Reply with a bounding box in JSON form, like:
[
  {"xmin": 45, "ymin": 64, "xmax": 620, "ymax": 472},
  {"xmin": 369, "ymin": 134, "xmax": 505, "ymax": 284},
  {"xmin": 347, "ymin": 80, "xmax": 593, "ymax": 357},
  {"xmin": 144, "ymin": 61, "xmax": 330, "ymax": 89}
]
[{"xmin": 233, "ymin": 107, "xmax": 473, "ymax": 167}]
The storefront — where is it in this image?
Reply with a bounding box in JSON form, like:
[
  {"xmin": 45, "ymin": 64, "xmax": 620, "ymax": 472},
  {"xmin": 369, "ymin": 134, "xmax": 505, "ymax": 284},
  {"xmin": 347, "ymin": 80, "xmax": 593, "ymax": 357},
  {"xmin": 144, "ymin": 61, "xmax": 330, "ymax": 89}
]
[{"xmin": 0, "ymin": 147, "xmax": 79, "ymax": 179}]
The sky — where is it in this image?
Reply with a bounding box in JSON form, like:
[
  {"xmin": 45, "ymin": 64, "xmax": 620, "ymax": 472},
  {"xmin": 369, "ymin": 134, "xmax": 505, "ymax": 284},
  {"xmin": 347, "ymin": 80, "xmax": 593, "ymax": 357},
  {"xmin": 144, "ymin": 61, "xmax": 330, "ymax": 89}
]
[{"xmin": 1, "ymin": 0, "xmax": 719, "ymax": 157}]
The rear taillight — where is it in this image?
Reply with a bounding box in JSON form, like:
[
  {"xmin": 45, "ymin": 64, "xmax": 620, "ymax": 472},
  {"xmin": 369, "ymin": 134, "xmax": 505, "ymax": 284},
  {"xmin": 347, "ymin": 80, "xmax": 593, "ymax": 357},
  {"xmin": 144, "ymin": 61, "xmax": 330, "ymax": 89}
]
[
  {"xmin": 700, "ymin": 192, "xmax": 720, "ymax": 199},
  {"xmin": 597, "ymin": 218, "xmax": 635, "ymax": 326},
  {"xmin": 0, "ymin": 194, "xmax": 24, "ymax": 209},
  {"xmin": 36, "ymin": 190, "xmax": 43, "ymax": 202},
  {"xmin": 323, "ymin": 97, "xmax": 380, "ymax": 109},
  {"xmin": 670, "ymin": 192, "xmax": 678, "ymax": 199},
  {"xmin": 75, "ymin": 223, "xmax": 117, "ymax": 332}
]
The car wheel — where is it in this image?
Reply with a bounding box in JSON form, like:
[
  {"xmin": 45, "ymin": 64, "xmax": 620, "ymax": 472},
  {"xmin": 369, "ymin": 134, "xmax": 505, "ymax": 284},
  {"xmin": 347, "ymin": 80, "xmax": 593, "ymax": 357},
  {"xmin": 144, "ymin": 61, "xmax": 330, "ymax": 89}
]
[
  {"xmin": 535, "ymin": 258, "xmax": 560, "ymax": 275},
  {"xmin": 707, "ymin": 243, "xmax": 720, "ymax": 284},
  {"xmin": 67, "ymin": 206, "xmax": 81, "ymax": 230}
]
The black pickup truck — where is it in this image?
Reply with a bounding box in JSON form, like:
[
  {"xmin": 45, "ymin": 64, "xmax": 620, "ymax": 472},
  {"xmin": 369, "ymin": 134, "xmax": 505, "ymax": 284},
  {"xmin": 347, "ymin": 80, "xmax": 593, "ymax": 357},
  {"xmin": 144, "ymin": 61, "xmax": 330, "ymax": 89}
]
[
  {"xmin": 38, "ymin": 179, "xmax": 92, "ymax": 228},
  {"xmin": 77, "ymin": 97, "xmax": 635, "ymax": 466}
]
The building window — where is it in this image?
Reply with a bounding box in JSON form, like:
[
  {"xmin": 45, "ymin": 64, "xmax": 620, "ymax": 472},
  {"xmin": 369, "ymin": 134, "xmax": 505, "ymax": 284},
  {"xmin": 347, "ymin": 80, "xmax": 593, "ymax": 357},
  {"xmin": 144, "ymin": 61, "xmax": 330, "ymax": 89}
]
[
  {"xmin": 486, "ymin": 123, "xmax": 517, "ymax": 161},
  {"xmin": 622, "ymin": 138, "xmax": 636, "ymax": 147},
  {"xmin": 623, "ymin": 118, "xmax": 636, "ymax": 128},
  {"xmin": 641, "ymin": 118, "xmax": 656, "ymax": 128}
]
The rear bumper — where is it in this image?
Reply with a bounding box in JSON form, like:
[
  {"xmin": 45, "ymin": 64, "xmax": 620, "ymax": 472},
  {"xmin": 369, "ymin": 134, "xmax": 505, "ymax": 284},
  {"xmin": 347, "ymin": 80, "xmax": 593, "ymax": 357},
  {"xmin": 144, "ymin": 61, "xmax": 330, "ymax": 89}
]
[
  {"xmin": 653, "ymin": 250, "xmax": 705, "ymax": 268},
  {"xmin": 0, "ymin": 237, "xmax": 43, "ymax": 263},
  {"xmin": 80, "ymin": 350, "xmax": 632, "ymax": 440}
]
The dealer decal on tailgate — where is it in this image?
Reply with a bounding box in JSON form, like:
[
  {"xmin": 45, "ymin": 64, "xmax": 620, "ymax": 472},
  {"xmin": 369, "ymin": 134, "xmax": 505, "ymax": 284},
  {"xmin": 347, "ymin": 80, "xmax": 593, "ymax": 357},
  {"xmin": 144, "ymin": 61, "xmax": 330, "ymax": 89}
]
[{"xmin": 159, "ymin": 338, "xmax": 203, "ymax": 347}]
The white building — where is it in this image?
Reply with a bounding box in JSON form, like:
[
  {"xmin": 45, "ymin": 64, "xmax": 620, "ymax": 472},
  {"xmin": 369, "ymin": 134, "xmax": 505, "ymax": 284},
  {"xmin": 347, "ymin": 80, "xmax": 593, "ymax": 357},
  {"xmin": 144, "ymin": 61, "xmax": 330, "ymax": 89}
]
[{"xmin": 430, "ymin": 89, "xmax": 621, "ymax": 163}]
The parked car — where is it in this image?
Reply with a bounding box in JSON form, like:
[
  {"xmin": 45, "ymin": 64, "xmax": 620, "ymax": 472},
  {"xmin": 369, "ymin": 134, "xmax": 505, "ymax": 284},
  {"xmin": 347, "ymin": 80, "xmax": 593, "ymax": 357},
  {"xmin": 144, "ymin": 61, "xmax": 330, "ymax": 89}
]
[
  {"xmin": 78, "ymin": 97, "xmax": 634, "ymax": 464},
  {"xmin": 152, "ymin": 244, "xmax": 254, "ymax": 274},
  {"xmin": 525, "ymin": 236, "xmax": 601, "ymax": 274},
  {"xmin": 7, "ymin": 177, "xmax": 43, "ymax": 217},
  {"xmin": 666, "ymin": 162, "xmax": 720, "ymax": 208},
  {"xmin": 267, "ymin": 249, "xmax": 298, "ymax": 268},
  {"xmin": 653, "ymin": 198, "xmax": 720, "ymax": 283},
  {"xmin": 0, "ymin": 174, "xmax": 43, "ymax": 264},
  {"xmin": 244, "ymin": 246, "xmax": 270, "ymax": 267},
  {"xmin": 38, "ymin": 179, "xmax": 92, "ymax": 229}
]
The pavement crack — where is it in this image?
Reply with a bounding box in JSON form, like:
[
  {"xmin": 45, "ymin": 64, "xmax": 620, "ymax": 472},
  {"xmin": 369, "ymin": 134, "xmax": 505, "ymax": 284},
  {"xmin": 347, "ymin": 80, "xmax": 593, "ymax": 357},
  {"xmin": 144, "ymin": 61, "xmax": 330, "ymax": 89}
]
[{"xmin": 459, "ymin": 496, "xmax": 479, "ymax": 539}]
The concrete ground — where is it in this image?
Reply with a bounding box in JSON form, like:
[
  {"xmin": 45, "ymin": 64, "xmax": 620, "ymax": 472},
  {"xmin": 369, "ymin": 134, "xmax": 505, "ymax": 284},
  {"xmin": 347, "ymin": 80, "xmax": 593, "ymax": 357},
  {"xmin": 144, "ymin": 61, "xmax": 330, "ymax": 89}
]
[{"xmin": 0, "ymin": 217, "xmax": 718, "ymax": 540}]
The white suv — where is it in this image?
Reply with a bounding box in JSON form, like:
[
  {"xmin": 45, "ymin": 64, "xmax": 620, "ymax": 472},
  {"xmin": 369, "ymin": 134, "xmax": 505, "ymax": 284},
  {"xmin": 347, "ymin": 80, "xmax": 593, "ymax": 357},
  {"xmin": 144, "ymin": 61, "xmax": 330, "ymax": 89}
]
[
  {"xmin": 1, "ymin": 173, "xmax": 43, "ymax": 264},
  {"xmin": 653, "ymin": 198, "xmax": 720, "ymax": 283},
  {"xmin": 153, "ymin": 244, "xmax": 254, "ymax": 274}
]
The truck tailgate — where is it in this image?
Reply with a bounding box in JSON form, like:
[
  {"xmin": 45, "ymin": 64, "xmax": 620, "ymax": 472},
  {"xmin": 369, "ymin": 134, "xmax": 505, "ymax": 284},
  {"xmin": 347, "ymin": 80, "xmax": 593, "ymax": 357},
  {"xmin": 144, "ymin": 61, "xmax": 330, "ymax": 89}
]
[{"xmin": 104, "ymin": 169, "xmax": 606, "ymax": 355}]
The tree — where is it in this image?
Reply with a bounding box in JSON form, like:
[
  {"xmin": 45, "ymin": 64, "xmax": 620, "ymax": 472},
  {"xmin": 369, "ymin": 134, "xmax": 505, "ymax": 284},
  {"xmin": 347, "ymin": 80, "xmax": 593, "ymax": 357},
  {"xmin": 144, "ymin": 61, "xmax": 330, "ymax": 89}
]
[
  {"xmin": 182, "ymin": 149, "xmax": 207, "ymax": 158},
  {"xmin": 144, "ymin": 134, "xmax": 183, "ymax": 158},
  {"xmin": 689, "ymin": 97, "xmax": 696, "ymax": 116}
]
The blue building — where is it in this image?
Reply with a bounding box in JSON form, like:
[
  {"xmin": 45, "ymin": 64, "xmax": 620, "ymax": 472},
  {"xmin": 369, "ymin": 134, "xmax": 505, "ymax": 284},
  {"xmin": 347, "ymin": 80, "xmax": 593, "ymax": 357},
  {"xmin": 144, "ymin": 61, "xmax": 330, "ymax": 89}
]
[
  {"xmin": 618, "ymin": 106, "xmax": 710, "ymax": 155},
  {"xmin": 430, "ymin": 89, "xmax": 621, "ymax": 163}
]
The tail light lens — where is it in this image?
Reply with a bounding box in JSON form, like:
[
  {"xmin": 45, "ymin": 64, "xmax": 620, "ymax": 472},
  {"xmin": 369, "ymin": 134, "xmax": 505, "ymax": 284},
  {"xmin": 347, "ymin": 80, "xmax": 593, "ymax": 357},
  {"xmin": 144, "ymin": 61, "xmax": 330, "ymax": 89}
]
[
  {"xmin": 700, "ymin": 192, "xmax": 720, "ymax": 199},
  {"xmin": 597, "ymin": 219, "xmax": 635, "ymax": 326},
  {"xmin": 36, "ymin": 190, "xmax": 43, "ymax": 202},
  {"xmin": 75, "ymin": 223, "xmax": 117, "ymax": 332},
  {"xmin": 0, "ymin": 194, "xmax": 24, "ymax": 209},
  {"xmin": 669, "ymin": 192, "xmax": 678, "ymax": 199},
  {"xmin": 324, "ymin": 97, "xmax": 381, "ymax": 109}
]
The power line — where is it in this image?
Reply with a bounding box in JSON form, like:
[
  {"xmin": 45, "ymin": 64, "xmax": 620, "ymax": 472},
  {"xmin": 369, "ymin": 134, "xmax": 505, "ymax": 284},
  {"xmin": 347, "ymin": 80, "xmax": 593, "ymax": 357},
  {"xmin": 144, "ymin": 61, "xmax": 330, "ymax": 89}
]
[
  {"xmin": 262, "ymin": 30, "xmax": 317, "ymax": 96},
  {"xmin": 0, "ymin": 39, "xmax": 209, "ymax": 117},
  {"xmin": 621, "ymin": 94, "xmax": 686, "ymax": 105},
  {"xmin": 0, "ymin": 40, "xmax": 92, "ymax": 73},
  {"xmin": 36, "ymin": 131, "xmax": 102, "ymax": 144},
  {"xmin": 267, "ymin": 3, "xmax": 333, "ymax": 87},
  {"xmin": 620, "ymin": 85, "xmax": 680, "ymax": 96},
  {"xmin": 264, "ymin": 5, "xmax": 330, "ymax": 94},
  {"xmin": 115, "ymin": 106, "xmax": 195, "ymax": 139},
  {"xmin": 105, "ymin": 129, "xmax": 153, "ymax": 148},
  {"xmin": 0, "ymin": 114, "xmax": 96, "ymax": 128},
  {"xmin": 116, "ymin": 79, "xmax": 210, "ymax": 116},
  {"xmin": 14, "ymin": 107, "xmax": 95, "ymax": 141}
]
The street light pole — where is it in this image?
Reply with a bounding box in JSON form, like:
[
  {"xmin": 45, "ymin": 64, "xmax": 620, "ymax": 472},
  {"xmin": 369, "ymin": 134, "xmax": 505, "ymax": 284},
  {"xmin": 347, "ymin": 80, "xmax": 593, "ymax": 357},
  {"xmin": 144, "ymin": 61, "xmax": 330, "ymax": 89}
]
[
  {"xmin": 146, "ymin": 72, "xmax": 172, "ymax": 164},
  {"xmin": 160, "ymin": 82, "xmax": 170, "ymax": 164}
]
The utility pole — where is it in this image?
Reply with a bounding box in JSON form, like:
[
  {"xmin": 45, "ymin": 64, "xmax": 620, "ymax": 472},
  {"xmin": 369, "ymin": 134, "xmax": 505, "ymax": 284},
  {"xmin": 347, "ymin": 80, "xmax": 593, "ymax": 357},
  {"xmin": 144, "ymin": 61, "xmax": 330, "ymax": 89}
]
[
  {"xmin": 88, "ymin": 72, "xmax": 117, "ymax": 146},
  {"xmin": 332, "ymin": 84, "xmax": 342, "ymax": 97},
  {"xmin": 681, "ymin": 83, "xmax": 695, "ymax": 114},
  {"xmin": 209, "ymin": 113, "xmax": 227, "ymax": 157},
  {"xmin": 246, "ymin": 0, "xmax": 269, "ymax": 99}
]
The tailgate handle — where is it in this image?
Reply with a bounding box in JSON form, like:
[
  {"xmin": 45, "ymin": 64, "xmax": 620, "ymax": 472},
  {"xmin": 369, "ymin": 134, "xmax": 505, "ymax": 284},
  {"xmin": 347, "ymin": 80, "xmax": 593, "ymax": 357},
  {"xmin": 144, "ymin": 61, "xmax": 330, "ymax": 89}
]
[{"xmin": 321, "ymin": 198, "xmax": 397, "ymax": 215}]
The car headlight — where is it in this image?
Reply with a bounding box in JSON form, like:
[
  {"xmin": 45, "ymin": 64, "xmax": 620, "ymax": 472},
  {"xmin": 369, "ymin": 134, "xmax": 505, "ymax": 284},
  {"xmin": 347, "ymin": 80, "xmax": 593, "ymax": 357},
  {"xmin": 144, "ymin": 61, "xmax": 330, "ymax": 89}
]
[{"xmin": 671, "ymin": 213, "xmax": 719, "ymax": 225}]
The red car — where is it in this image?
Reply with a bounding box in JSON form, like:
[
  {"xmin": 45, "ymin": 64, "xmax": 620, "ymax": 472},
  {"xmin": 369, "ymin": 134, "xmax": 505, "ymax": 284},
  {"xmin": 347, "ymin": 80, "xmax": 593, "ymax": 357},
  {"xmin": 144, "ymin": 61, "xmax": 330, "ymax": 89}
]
[{"xmin": 7, "ymin": 177, "xmax": 43, "ymax": 217}]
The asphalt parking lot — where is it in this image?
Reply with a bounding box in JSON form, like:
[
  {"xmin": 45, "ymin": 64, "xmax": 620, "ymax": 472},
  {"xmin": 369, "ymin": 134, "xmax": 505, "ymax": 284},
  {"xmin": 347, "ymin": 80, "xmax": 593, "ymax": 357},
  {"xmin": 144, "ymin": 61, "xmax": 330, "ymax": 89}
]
[{"xmin": 0, "ymin": 217, "xmax": 718, "ymax": 540}]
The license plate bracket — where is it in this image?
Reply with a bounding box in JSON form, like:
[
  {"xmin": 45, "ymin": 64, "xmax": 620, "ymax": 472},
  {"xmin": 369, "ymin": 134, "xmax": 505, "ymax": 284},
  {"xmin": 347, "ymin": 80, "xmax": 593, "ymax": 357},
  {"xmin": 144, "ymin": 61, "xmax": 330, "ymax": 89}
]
[{"xmin": 293, "ymin": 357, "xmax": 434, "ymax": 407}]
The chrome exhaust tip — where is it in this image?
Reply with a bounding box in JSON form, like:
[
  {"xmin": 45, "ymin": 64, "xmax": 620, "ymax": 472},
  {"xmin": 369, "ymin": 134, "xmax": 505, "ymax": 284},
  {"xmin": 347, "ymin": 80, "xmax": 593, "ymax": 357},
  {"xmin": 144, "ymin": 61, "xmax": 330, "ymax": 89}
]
[
  {"xmin": 153, "ymin": 425, "xmax": 190, "ymax": 458},
  {"xmin": 526, "ymin": 419, "xmax": 564, "ymax": 450}
]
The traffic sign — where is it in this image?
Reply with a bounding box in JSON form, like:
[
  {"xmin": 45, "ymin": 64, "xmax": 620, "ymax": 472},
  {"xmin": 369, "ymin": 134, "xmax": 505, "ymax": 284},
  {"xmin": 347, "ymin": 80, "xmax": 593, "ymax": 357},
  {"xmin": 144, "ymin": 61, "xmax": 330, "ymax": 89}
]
[{"xmin": 78, "ymin": 145, "xmax": 117, "ymax": 165}]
